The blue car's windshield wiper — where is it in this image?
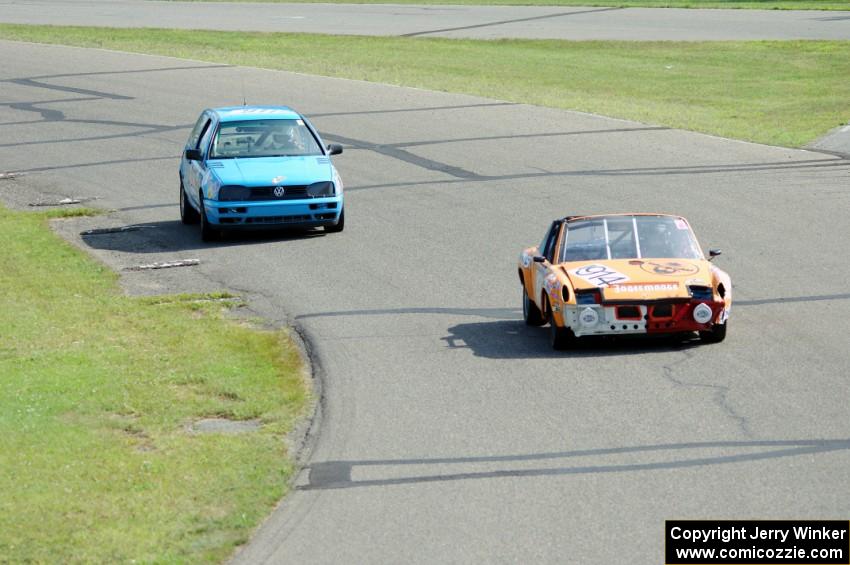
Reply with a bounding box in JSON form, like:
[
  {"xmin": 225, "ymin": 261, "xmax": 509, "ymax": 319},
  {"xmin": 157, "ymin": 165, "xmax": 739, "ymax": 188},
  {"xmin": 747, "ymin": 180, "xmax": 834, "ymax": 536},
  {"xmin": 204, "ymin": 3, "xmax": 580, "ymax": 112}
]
[
  {"xmin": 209, "ymin": 153, "xmax": 321, "ymax": 159},
  {"xmin": 263, "ymin": 153, "xmax": 322, "ymax": 158}
]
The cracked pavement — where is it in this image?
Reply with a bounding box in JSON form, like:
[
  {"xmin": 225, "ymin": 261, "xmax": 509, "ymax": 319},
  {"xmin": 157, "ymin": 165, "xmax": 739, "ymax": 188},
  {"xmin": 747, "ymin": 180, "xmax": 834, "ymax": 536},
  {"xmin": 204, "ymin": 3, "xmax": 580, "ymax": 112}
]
[{"xmin": 661, "ymin": 350, "xmax": 751, "ymax": 437}]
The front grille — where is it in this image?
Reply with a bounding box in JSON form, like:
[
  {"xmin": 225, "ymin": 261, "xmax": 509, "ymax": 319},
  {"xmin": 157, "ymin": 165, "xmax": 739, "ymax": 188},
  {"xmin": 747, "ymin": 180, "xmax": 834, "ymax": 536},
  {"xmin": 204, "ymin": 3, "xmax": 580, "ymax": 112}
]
[
  {"xmin": 248, "ymin": 186, "xmax": 309, "ymax": 200},
  {"xmin": 245, "ymin": 215, "xmax": 312, "ymax": 224},
  {"xmin": 220, "ymin": 185, "xmax": 311, "ymax": 201}
]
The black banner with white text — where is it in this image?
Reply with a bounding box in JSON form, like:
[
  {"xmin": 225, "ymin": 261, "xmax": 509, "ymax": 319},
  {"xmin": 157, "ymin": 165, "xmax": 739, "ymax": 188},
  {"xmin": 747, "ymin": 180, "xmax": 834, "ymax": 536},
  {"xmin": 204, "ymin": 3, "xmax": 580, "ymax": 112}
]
[{"xmin": 666, "ymin": 520, "xmax": 849, "ymax": 564}]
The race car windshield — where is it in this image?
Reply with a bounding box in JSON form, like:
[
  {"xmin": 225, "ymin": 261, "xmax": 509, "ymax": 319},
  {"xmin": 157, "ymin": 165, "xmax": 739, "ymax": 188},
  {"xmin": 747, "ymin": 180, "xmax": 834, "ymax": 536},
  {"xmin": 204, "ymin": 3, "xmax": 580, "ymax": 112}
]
[
  {"xmin": 560, "ymin": 215, "xmax": 702, "ymax": 262},
  {"xmin": 209, "ymin": 119, "xmax": 323, "ymax": 158}
]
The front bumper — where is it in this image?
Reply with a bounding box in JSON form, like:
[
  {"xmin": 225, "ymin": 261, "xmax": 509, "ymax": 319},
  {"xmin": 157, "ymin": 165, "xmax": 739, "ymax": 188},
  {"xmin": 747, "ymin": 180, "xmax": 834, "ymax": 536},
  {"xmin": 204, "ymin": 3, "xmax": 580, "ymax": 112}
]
[
  {"xmin": 558, "ymin": 300, "xmax": 726, "ymax": 338},
  {"xmin": 204, "ymin": 196, "xmax": 343, "ymax": 229}
]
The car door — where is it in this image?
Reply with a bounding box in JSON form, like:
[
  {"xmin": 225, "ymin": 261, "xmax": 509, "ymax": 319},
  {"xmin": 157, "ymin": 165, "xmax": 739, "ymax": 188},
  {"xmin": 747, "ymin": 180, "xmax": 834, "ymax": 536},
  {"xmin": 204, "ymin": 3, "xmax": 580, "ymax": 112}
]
[
  {"xmin": 532, "ymin": 220, "xmax": 563, "ymax": 309},
  {"xmin": 186, "ymin": 116, "xmax": 215, "ymax": 210},
  {"xmin": 181, "ymin": 113, "xmax": 209, "ymax": 190}
]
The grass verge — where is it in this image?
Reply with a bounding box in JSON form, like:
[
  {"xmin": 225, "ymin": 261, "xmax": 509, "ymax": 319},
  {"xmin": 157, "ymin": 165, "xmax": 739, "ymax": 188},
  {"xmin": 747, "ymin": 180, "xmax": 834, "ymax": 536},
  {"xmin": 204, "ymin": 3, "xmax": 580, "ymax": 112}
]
[
  {"xmin": 0, "ymin": 24, "xmax": 847, "ymax": 146},
  {"xmin": 163, "ymin": 0, "xmax": 850, "ymax": 9},
  {"xmin": 0, "ymin": 204, "xmax": 308, "ymax": 562}
]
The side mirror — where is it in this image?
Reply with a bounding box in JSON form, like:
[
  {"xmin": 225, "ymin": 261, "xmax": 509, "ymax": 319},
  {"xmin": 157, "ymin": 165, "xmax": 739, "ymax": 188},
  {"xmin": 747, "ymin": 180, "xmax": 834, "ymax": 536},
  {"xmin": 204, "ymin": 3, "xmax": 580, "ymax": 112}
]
[
  {"xmin": 708, "ymin": 249, "xmax": 722, "ymax": 261},
  {"xmin": 184, "ymin": 148, "xmax": 202, "ymax": 161},
  {"xmin": 533, "ymin": 256, "xmax": 547, "ymax": 263},
  {"xmin": 327, "ymin": 144, "xmax": 343, "ymax": 156}
]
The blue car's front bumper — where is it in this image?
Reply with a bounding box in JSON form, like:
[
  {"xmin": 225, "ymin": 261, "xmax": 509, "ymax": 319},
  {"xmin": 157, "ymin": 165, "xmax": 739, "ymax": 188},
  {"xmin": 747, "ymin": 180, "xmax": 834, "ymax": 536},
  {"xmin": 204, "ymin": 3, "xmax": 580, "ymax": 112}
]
[{"xmin": 204, "ymin": 196, "xmax": 343, "ymax": 229}]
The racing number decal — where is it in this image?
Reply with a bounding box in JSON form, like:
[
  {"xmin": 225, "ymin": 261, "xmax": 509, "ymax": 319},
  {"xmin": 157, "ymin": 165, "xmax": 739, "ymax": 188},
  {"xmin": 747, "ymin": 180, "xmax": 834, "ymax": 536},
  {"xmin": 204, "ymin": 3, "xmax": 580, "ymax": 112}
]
[
  {"xmin": 569, "ymin": 264, "xmax": 630, "ymax": 287},
  {"xmin": 639, "ymin": 261, "xmax": 699, "ymax": 277}
]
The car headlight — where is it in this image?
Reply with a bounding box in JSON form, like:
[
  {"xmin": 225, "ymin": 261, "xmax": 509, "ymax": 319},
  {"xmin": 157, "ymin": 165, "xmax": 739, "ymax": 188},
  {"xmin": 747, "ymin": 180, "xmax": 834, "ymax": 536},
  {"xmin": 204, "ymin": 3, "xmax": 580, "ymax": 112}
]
[
  {"xmin": 332, "ymin": 166, "xmax": 344, "ymax": 195},
  {"xmin": 688, "ymin": 285, "xmax": 713, "ymax": 301},
  {"xmin": 307, "ymin": 181, "xmax": 335, "ymax": 197},
  {"xmin": 576, "ymin": 291, "xmax": 600, "ymax": 305},
  {"xmin": 219, "ymin": 185, "xmax": 251, "ymax": 201}
]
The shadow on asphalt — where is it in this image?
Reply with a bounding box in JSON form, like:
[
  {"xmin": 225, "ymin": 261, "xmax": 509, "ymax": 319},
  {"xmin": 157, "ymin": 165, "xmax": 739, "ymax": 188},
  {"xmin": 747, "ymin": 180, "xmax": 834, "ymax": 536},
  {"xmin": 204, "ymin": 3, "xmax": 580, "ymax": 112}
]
[
  {"xmin": 296, "ymin": 291, "xmax": 850, "ymax": 360},
  {"xmin": 300, "ymin": 438, "xmax": 850, "ymax": 491},
  {"xmin": 295, "ymin": 307, "xmax": 702, "ymax": 358},
  {"xmin": 79, "ymin": 219, "xmax": 327, "ymax": 253},
  {"xmin": 443, "ymin": 319, "xmax": 702, "ymax": 359}
]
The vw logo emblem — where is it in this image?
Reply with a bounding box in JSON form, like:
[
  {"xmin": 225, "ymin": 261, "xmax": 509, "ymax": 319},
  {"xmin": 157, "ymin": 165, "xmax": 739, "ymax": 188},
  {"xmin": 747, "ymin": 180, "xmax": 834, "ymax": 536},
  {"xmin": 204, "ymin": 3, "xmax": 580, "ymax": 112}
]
[{"xmin": 273, "ymin": 186, "xmax": 285, "ymax": 197}]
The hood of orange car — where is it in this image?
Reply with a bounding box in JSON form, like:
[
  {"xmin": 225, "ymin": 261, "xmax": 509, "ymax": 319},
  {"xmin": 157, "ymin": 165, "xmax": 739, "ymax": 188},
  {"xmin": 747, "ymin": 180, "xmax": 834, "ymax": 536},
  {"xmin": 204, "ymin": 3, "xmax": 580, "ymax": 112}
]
[{"xmin": 562, "ymin": 258, "xmax": 713, "ymax": 301}]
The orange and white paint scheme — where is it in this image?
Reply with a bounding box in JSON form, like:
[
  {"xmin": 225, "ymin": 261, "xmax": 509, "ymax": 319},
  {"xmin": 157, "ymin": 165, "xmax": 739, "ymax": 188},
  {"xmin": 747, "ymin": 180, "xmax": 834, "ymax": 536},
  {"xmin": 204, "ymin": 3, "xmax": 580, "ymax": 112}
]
[{"xmin": 518, "ymin": 214, "xmax": 731, "ymax": 349}]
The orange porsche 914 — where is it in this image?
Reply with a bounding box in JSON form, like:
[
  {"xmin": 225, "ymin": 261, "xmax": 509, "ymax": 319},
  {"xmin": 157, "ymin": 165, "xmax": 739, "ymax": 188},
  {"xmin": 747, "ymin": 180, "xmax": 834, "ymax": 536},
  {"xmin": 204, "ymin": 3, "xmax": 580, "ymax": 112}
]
[{"xmin": 518, "ymin": 214, "xmax": 731, "ymax": 349}]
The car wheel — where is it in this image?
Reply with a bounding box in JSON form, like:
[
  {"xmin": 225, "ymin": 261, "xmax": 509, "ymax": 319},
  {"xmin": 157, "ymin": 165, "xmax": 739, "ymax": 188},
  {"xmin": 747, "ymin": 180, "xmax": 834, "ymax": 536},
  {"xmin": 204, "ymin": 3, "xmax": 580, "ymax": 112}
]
[
  {"xmin": 325, "ymin": 209, "xmax": 344, "ymax": 233},
  {"xmin": 699, "ymin": 321, "xmax": 727, "ymax": 344},
  {"xmin": 199, "ymin": 193, "xmax": 219, "ymax": 242},
  {"xmin": 545, "ymin": 296, "xmax": 575, "ymax": 350},
  {"xmin": 522, "ymin": 286, "xmax": 545, "ymax": 326},
  {"xmin": 179, "ymin": 181, "xmax": 199, "ymax": 225}
]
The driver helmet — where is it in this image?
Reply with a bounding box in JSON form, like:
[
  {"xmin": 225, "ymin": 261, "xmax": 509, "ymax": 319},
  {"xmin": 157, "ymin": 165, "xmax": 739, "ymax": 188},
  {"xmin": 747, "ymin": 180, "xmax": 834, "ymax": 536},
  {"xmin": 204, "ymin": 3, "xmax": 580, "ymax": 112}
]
[
  {"xmin": 271, "ymin": 125, "xmax": 298, "ymax": 147},
  {"xmin": 272, "ymin": 126, "xmax": 304, "ymax": 149}
]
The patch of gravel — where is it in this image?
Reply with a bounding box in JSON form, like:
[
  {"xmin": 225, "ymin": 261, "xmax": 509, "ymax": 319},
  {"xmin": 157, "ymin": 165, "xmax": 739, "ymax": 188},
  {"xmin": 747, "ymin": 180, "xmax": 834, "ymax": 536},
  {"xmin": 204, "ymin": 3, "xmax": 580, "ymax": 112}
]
[{"xmin": 188, "ymin": 418, "xmax": 262, "ymax": 434}]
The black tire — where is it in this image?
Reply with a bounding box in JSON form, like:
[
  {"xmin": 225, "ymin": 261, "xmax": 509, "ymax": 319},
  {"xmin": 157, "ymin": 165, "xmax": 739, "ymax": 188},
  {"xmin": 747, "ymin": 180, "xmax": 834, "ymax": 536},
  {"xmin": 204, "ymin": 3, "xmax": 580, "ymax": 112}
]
[
  {"xmin": 523, "ymin": 286, "xmax": 545, "ymax": 326},
  {"xmin": 547, "ymin": 298, "xmax": 575, "ymax": 350},
  {"xmin": 550, "ymin": 323, "xmax": 574, "ymax": 351},
  {"xmin": 180, "ymin": 181, "xmax": 199, "ymax": 225},
  {"xmin": 199, "ymin": 193, "xmax": 219, "ymax": 242},
  {"xmin": 325, "ymin": 208, "xmax": 344, "ymax": 233},
  {"xmin": 699, "ymin": 321, "xmax": 727, "ymax": 343}
]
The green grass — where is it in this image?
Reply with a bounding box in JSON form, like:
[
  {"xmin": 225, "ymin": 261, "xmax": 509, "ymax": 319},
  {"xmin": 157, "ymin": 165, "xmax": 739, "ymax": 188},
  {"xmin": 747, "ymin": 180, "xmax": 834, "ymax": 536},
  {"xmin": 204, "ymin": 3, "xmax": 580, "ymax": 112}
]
[
  {"xmin": 1, "ymin": 24, "xmax": 847, "ymax": 147},
  {"xmin": 0, "ymin": 205, "xmax": 308, "ymax": 562},
  {"xmin": 165, "ymin": 0, "xmax": 850, "ymax": 9}
]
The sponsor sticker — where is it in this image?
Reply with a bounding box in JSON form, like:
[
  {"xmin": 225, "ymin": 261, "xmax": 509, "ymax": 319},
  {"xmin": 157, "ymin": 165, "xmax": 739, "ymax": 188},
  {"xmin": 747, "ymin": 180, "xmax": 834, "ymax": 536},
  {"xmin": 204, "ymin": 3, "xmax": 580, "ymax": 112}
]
[
  {"xmin": 674, "ymin": 218, "xmax": 688, "ymax": 230},
  {"xmin": 611, "ymin": 283, "xmax": 678, "ymax": 293},
  {"xmin": 228, "ymin": 108, "xmax": 279, "ymax": 115},
  {"xmin": 569, "ymin": 264, "xmax": 630, "ymax": 287}
]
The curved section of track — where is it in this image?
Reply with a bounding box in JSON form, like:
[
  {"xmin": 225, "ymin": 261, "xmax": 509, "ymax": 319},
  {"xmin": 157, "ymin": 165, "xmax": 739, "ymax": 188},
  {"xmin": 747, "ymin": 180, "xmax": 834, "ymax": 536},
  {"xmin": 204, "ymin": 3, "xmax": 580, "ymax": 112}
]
[{"xmin": 2, "ymin": 42, "xmax": 849, "ymax": 564}]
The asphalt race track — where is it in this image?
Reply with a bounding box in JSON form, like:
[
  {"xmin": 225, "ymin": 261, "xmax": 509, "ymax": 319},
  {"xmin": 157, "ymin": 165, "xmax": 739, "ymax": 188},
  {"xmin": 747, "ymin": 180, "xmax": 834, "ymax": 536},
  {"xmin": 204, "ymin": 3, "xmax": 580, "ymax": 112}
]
[
  {"xmin": 2, "ymin": 0, "xmax": 850, "ymax": 40},
  {"xmin": 2, "ymin": 42, "xmax": 850, "ymax": 563}
]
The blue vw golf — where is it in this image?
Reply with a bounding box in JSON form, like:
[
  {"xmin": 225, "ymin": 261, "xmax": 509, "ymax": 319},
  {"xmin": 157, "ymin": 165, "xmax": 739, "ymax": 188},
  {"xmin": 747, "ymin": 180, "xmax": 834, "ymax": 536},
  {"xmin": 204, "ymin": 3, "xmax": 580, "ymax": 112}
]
[{"xmin": 179, "ymin": 106, "xmax": 344, "ymax": 241}]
